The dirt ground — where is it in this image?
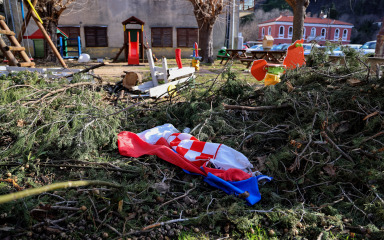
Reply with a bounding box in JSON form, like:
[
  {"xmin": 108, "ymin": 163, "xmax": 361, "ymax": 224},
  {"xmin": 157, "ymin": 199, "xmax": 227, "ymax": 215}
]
[
  {"xmin": 1, "ymin": 57, "xmax": 251, "ymax": 83},
  {"xmin": 93, "ymin": 63, "xmax": 151, "ymax": 81},
  {"xmin": 74, "ymin": 60, "xmax": 220, "ymax": 82}
]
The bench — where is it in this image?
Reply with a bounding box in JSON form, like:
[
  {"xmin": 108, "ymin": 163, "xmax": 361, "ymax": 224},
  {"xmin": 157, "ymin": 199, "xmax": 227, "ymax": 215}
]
[
  {"xmin": 240, "ymin": 58, "xmax": 255, "ymax": 68},
  {"xmin": 217, "ymin": 55, "xmax": 231, "ymax": 64},
  {"xmin": 130, "ymin": 49, "xmax": 195, "ymax": 98}
]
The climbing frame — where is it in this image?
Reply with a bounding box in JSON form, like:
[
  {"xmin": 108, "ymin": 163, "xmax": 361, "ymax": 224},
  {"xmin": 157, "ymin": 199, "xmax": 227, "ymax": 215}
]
[{"xmin": 0, "ymin": 15, "xmax": 35, "ymax": 67}]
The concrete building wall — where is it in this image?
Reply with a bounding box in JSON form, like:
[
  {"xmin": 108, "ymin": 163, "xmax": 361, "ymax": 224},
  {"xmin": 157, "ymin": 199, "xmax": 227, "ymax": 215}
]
[{"xmin": 56, "ymin": 0, "xmax": 239, "ymax": 59}]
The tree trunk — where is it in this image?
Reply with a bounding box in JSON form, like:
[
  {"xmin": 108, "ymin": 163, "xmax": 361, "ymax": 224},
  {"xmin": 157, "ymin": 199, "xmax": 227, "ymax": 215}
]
[
  {"xmin": 189, "ymin": 1, "xmax": 223, "ymax": 64},
  {"xmin": 197, "ymin": 22, "xmax": 215, "ymax": 63},
  {"xmin": 44, "ymin": 20, "xmax": 58, "ymax": 62},
  {"xmin": 291, "ymin": 0, "xmax": 307, "ymax": 42}
]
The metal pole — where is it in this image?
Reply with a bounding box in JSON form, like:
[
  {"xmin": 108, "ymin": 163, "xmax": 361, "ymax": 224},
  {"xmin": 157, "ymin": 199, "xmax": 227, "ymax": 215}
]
[
  {"xmin": 8, "ymin": 0, "xmax": 16, "ymax": 32},
  {"xmin": 225, "ymin": 6, "xmax": 230, "ymax": 48},
  {"xmin": 20, "ymin": 0, "xmax": 25, "ymax": 20},
  {"xmin": 231, "ymin": 0, "xmax": 235, "ymax": 49}
]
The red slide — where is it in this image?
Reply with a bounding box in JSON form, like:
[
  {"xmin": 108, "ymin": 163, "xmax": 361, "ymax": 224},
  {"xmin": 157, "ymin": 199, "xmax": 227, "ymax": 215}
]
[
  {"xmin": 128, "ymin": 32, "xmax": 140, "ymax": 65},
  {"xmin": 175, "ymin": 48, "xmax": 183, "ymax": 69}
]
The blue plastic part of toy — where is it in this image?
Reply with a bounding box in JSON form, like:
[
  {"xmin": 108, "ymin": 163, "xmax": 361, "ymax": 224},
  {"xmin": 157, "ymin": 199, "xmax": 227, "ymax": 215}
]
[{"xmin": 203, "ymin": 173, "xmax": 272, "ymax": 205}]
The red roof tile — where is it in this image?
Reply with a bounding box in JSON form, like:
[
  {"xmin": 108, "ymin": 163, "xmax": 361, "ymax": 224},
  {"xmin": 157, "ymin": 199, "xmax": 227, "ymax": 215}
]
[{"xmin": 260, "ymin": 16, "xmax": 353, "ymax": 26}]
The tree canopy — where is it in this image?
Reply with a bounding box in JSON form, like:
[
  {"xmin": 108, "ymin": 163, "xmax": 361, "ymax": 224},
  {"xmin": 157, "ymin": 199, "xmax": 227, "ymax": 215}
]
[{"xmin": 188, "ymin": 0, "xmax": 227, "ymax": 63}]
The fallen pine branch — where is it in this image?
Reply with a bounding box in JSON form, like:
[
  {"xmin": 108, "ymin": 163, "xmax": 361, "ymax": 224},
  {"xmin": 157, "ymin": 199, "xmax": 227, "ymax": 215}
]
[
  {"xmin": 223, "ymin": 103, "xmax": 290, "ymax": 111},
  {"xmin": 22, "ymin": 82, "xmax": 96, "ymax": 106},
  {"xmin": 321, "ymin": 131, "xmax": 354, "ymax": 162},
  {"xmin": 141, "ymin": 208, "xmax": 274, "ymax": 231},
  {"xmin": 0, "ymin": 180, "xmax": 121, "ymax": 204},
  {"xmin": 289, "ymin": 135, "xmax": 312, "ymax": 172},
  {"xmin": 157, "ymin": 186, "xmax": 196, "ymax": 209},
  {"xmin": 312, "ymin": 68, "xmax": 367, "ymax": 79},
  {"xmin": 32, "ymin": 212, "xmax": 79, "ymax": 229},
  {"xmin": 0, "ymin": 162, "xmax": 138, "ymax": 174},
  {"xmin": 361, "ymin": 131, "xmax": 384, "ymax": 143},
  {"xmin": 22, "ymin": 82, "xmax": 109, "ymax": 106}
]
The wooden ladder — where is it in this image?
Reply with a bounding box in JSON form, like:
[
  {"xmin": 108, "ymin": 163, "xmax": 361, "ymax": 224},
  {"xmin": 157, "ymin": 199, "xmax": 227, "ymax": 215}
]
[{"xmin": 0, "ymin": 15, "xmax": 35, "ymax": 67}]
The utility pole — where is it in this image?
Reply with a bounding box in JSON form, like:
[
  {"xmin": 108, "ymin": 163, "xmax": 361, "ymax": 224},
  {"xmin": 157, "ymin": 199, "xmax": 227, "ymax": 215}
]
[
  {"xmin": 225, "ymin": 5, "xmax": 230, "ymax": 48},
  {"xmin": 231, "ymin": 0, "xmax": 235, "ymax": 49}
]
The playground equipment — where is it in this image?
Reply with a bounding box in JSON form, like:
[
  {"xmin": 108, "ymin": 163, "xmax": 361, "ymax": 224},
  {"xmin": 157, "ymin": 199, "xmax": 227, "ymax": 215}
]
[
  {"xmin": 251, "ymin": 39, "xmax": 305, "ymax": 86},
  {"xmin": 128, "ymin": 32, "xmax": 140, "ymax": 65},
  {"xmin": 0, "ymin": 15, "xmax": 35, "ymax": 67},
  {"xmin": 130, "ymin": 49, "xmax": 195, "ymax": 98},
  {"xmin": 113, "ymin": 16, "xmax": 145, "ymax": 64},
  {"xmin": 23, "ymin": 28, "xmax": 72, "ymax": 58},
  {"xmin": 18, "ymin": 0, "xmax": 67, "ymax": 68},
  {"xmin": 217, "ymin": 47, "xmax": 229, "ymax": 60},
  {"xmin": 263, "ymin": 35, "xmax": 274, "ymax": 50},
  {"xmin": 59, "ymin": 36, "xmax": 82, "ymax": 59},
  {"xmin": 191, "ymin": 42, "xmax": 200, "ymax": 71}
]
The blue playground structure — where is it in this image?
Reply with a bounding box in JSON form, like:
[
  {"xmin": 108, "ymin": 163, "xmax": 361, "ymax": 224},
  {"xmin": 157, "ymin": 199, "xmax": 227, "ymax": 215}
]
[{"xmin": 58, "ymin": 36, "xmax": 82, "ymax": 59}]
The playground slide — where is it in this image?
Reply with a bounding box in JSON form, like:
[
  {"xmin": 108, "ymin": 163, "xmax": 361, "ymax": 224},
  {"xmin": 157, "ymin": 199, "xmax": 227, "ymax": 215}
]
[
  {"xmin": 128, "ymin": 32, "xmax": 140, "ymax": 65},
  {"xmin": 175, "ymin": 48, "xmax": 183, "ymax": 69}
]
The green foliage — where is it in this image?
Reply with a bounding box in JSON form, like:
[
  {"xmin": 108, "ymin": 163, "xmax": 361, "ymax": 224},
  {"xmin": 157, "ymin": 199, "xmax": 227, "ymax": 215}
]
[
  {"xmin": 262, "ymin": 0, "xmax": 290, "ymax": 12},
  {"xmin": 1, "ymin": 56, "xmax": 384, "ymax": 239},
  {"xmin": 219, "ymin": 68, "xmax": 253, "ymax": 100},
  {"xmin": 0, "ymin": 73, "xmax": 123, "ymax": 160},
  {"xmin": 245, "ymin": 224, "xmax": 271, "ymax": 240}
]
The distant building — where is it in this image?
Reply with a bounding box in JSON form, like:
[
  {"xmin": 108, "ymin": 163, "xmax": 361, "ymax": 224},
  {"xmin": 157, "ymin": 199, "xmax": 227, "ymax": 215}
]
[
  {"xmin": 239, "ymin": 0, "xmax": 254, "ymax": 11},
  {"xmin": 258, "ymin": 16, "xmax": 354, "ymax": 45}
]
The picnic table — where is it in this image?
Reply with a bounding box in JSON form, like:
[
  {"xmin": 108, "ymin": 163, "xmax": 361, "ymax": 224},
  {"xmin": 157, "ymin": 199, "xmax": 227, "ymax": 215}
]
[
  {"xmin": 217, "ymin": 49, "xmax": 248, "ymax": 64},
  {"xmin": 241, "ymin": 50, "xmax": 287, "ymax": 68},
  {"xmin": 217, "ymin": 48, "xmax": 287, "ymax": 68}
]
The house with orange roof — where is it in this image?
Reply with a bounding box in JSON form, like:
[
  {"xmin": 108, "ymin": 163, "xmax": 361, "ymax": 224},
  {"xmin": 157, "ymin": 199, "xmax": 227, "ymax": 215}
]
[{"xmin": 258, "ymin": 15, "xmax": 354, "ymax": 45}]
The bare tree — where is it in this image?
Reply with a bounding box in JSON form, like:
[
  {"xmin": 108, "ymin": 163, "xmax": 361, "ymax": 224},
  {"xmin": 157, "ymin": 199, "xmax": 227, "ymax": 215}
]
[
  {"xmin": 285, "ymin": 0, "xmax": 310, "ymax": 42},
  {"xmin": 188, "ymin": 0, "xmax": 227, "ymax": 63},
  {"xmin": 34, "ymin": 0, "xmax": 77, "ymax": 61}
]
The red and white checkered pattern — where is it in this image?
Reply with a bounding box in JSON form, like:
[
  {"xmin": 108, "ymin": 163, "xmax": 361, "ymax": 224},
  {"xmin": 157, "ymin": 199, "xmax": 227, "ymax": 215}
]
[{"xmin": 166, "ymin": 133, "xmax": 222, "ymax": 166}]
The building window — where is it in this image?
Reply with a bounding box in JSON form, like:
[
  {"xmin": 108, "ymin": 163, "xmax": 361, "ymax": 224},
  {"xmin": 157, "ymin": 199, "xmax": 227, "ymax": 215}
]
[
  {"xmin": 310, "ymin": 27, "xmax": 316, "ymax": 37},
  {"xmin": 288, "ymin": 26, "xmax": 293, "ymax": 37},
  {"xmin": 279, "ymin": 26, "xmax": 284, "ymax": 37},
  {"xmin": 151, "ymin": 27, "xmax": 172, "ymax": 47},
  {"xmin": 177, "ymin": 28, "xmax": 198, "ymax": 47},
  {"xmin": 268, "ymin": 26, "xmax": 271, "ymax": 35},
  {"xmin": 303, "ymin": 27, "xmax": 306, "ymax": 39},
  {"xmin": 58, "ymin": 26, "xmax": 80, "ymax": 46},
  {"xmin": 84, "ymin": 26, "xmax": 108, "ymax": 47},
  {"xmin": 262, "ymin": 27, "xmax": 265, "ymax": 37},
  {"xmin": 321, "ymin": 28, "xmax": 326, "ymax": 39},
  {"xmin": 334, "ymin": 28, "xmax": 340, "ymax": 40},
  {"xmin": 342, "ymin": 29, "xmax": 348, "ymax": 40}
]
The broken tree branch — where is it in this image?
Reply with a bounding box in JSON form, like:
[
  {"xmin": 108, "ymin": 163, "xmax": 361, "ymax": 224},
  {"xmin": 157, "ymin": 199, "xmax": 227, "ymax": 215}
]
[
  {"xmin": 0, "ymin": 180, "xmax": 122, "ymax": 204},
  {"xmin": 362, "ymin": 131, "xmax": 384, "ymax": 143},
  {"xmin": 23, "ymin": 82, "xmax": 107, "ymax": 106},
  {"xmin": 65, "ymin": 62, "xmax": 109, "ymax": 78},
  {"xmin": 157, "ymin": 186, "xmax": 196, "ymax": 209},
  {"xmin": 321, "ymin": 131, "xmax": 354, "ymax": 162},
  {"xmin": 223, "ymin": 103, "xmax": 290, "ymax": 111}
]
